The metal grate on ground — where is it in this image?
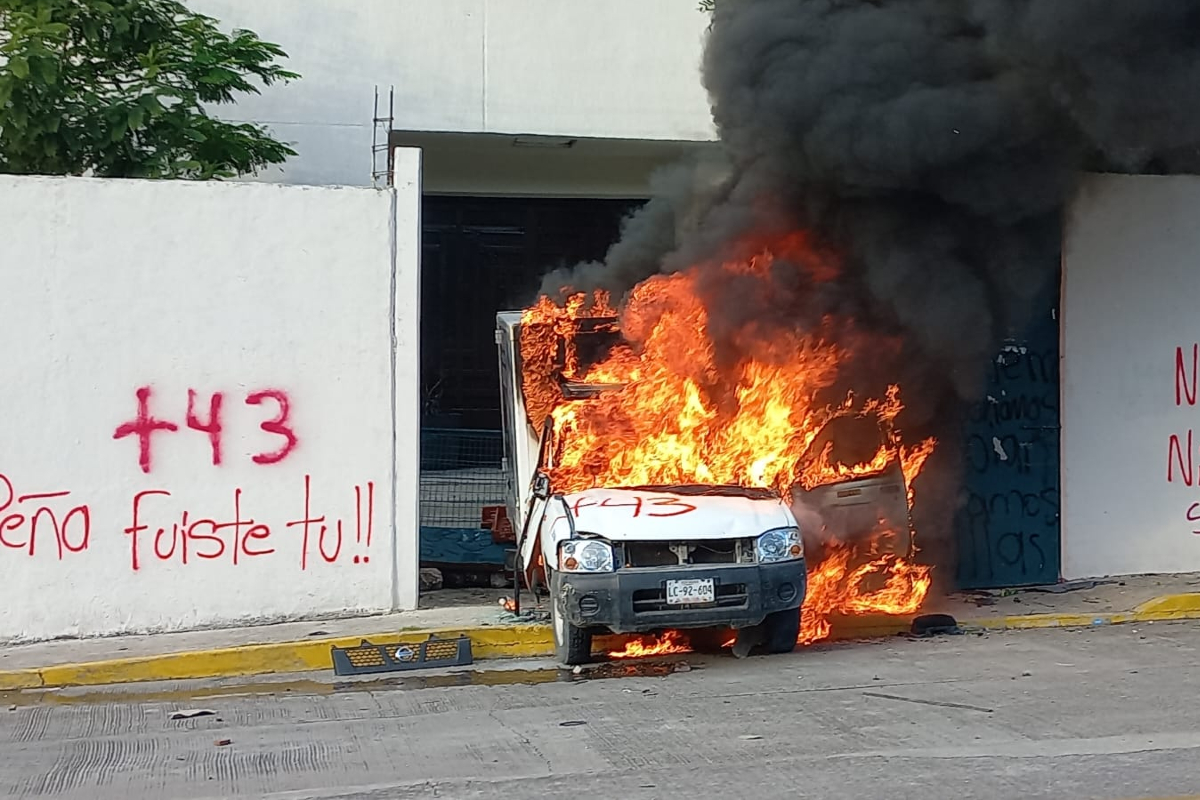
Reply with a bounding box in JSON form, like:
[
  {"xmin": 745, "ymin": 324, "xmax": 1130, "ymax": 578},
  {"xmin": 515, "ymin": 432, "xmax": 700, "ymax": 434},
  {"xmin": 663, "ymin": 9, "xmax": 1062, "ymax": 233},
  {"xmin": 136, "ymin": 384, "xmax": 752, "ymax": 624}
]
[{"xmin": 331, "ymin": 636, "xmax": 473, "ymax": 676}]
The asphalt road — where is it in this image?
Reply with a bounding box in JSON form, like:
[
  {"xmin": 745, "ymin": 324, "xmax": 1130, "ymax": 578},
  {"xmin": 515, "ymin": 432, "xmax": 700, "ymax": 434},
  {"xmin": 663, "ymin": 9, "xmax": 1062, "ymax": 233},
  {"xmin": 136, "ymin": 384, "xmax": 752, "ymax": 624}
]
[{"xmin": 3, "ymin": 622, "xmax": 1200, "ymax": 800}]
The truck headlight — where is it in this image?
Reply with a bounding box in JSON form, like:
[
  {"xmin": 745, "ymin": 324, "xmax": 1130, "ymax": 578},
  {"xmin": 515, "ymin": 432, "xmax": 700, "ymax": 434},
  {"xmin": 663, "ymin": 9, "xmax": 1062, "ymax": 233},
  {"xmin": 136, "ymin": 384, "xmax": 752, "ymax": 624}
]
[
  {"xmin": 559, "ymin": 540, "xmax": 615, "ymax": 573},
  {"xmin": 755, "ymin": 527, "xmax": 803, "ymax": 563}
]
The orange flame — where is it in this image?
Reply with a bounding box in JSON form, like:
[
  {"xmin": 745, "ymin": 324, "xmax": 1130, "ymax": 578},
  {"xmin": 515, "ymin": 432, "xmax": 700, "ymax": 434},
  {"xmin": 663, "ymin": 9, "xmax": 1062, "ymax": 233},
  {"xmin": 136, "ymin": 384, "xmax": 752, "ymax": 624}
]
[
  {"xmin": 524, "ymin": 235, "xmax": 935, "ymax": 646},
  {"xmin": 800, "ymin": 547, "xmax": 933, "ymax": 643},
  {"xmin": 608, "ymin": 630, "xmax": 692, "ymax": 659}
]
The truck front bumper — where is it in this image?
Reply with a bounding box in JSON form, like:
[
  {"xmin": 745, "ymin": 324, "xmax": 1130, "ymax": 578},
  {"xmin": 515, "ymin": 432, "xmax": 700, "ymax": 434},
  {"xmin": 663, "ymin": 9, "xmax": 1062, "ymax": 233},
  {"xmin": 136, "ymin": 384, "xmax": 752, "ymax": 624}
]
[{"xmin": 552, "ymin": 560, "xmax": 807, "ymax": 634}]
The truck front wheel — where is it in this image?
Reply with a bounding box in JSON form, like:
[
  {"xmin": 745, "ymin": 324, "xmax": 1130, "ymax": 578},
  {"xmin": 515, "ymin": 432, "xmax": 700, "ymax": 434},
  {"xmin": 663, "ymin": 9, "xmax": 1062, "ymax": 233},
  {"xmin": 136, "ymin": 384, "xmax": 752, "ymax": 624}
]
[
  {"xmin": 762, "ymin": 608, "xmax": 801, "ymax": 654},
  {"xmin": 551, "ymin": 595, "xmax": 593, "ymax": 666}
]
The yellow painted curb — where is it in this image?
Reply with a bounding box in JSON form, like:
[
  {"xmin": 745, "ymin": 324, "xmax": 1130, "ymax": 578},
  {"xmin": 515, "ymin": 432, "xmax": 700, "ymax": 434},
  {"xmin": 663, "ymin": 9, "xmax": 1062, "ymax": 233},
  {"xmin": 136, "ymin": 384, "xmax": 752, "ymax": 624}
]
[
  {"xmin": 827, "ymin": 613, "xmax": 912, "ymax": 639},
  {"xmin": 968, "ymin": 612, "xmax": 1134, "ymax": 630},
  {"xmin": 1133, "ymin": 592, "xmax": 1200, "ymax": 616},
  {"xmin": 4, "ymin": 592, "xmax": 1200, "ymax": 692},
  {"xmin": 0, "ymin": 669, "xmax": 43, "ymax": 692},
  {"xmin": 0, "ymin": 625, "xmax": 553, "ymax": 692},
  {"xmin": 961, "ymin": 592, "xmax": 1200, "ymax": 631}
]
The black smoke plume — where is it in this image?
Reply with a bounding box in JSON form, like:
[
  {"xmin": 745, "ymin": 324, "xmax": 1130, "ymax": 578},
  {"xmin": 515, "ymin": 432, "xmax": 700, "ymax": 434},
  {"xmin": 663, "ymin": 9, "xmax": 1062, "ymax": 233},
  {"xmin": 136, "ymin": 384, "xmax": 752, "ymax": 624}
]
[{"xmin": 537, "ymin": 0, "xmax": 1200, "ymax": 564}]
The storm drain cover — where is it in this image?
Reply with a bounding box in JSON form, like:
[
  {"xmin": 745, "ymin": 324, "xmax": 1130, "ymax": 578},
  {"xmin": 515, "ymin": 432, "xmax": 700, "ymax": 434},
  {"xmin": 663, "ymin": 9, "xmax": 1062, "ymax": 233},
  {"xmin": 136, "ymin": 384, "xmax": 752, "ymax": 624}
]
[{"xmin": 331, "ymin": 635, "xmax": 473, "ymax": 676}]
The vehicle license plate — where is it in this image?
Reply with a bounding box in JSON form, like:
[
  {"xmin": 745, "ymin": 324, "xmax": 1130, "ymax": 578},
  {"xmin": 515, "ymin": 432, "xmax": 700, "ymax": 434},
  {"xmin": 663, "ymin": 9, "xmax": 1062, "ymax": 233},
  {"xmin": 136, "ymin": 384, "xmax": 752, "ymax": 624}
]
[{"xmin": 666, "ymin": 578, "xmax": 715, "ymax": 605}]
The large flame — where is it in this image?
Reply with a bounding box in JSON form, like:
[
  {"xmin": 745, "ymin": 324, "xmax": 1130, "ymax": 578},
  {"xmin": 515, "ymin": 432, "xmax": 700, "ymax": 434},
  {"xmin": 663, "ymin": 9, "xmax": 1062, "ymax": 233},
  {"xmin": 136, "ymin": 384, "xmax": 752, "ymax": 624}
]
[
  {"xmin": 607, "ymin": 630, "xmax": 692, "ymax": 659},
  {"xmin": 522, "ymin": 236, "xmax": 935, "ymax": 648},
  {"xmin": 799, "ymin": 549, "xmax": 933, "ymax": 644}
]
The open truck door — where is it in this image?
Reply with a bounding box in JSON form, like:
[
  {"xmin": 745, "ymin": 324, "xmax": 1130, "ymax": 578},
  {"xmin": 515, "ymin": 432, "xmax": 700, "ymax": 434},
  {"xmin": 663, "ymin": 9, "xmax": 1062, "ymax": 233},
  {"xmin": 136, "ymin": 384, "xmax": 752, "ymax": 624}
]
[
  {"xmin": 793, "ymin": 414, "xmax": 913, "ymax": 560},
  {"xmin": 517, "ymin": 417, "xmax": 555, "ymax": 590}
]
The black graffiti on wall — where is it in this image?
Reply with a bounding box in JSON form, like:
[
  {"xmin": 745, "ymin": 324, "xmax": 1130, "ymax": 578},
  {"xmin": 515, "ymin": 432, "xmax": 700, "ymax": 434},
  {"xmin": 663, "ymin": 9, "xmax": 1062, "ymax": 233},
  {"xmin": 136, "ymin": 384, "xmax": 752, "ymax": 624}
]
[
  {"xmin": 961, "ymin": 486, "xmax": 1059, "ymax": 579},
  {"xmin": 965, "ymin": 431, "xmax": 1058, "ymax": 477},
  {"xmin": 958, "ymin": 343, "xmax": 1061, "ymax": 586},
  {"xmin": 967, "ymin": 346, "xmax": 1059, "ymax": 432}
]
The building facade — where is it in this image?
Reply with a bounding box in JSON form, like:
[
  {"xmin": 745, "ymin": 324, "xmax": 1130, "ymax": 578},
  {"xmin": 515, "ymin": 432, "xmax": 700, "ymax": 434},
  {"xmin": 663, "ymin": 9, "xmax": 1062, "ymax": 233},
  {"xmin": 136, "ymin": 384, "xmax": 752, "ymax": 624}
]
[
  {"xmin": 184, "ymin": 0, "xmax": 724, "ymax": 573},
  {"xmin": 189, "ymin": 1, "xmax": 1187, "ymax": 589}
]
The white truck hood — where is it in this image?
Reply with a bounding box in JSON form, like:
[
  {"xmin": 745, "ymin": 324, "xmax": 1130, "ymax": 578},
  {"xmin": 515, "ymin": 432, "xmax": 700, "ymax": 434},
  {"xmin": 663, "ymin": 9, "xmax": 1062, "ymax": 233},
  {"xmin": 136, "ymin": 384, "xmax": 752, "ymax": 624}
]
[{"xmin": 561, "ymin": 487, "xmax": 796, "ymax": 542}]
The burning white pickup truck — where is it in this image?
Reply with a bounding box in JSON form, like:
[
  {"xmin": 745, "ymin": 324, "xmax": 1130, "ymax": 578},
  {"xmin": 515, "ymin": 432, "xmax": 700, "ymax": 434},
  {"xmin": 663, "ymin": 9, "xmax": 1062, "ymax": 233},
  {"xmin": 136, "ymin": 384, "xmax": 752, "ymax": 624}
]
[
  {"xmin": 496, "ymin": 303, "xmax": 928, "ymax": 665},
  {"xmin": 529, "ymin": 474, "xmax": 806, "ymax": 664}
]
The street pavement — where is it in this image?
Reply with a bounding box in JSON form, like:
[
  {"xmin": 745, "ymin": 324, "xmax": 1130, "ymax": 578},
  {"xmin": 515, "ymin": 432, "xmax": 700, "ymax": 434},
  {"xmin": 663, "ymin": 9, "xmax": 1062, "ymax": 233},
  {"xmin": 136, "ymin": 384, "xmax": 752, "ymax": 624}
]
[{"xmin": 2, "ymin": 622, "xmax": 1200, "ymax": 799}]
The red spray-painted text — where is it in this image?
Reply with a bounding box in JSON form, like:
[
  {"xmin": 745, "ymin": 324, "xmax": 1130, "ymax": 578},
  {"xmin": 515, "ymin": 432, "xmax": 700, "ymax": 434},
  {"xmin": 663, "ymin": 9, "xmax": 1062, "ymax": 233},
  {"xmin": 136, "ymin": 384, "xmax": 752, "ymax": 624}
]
[
  {"xmin": 114, "ymin": 386, "xmax": 298, "ymax": 473},
  {"xmin": 0, "ymin": 473, "xmax": 374, "ymax": 570},
  {"xmin": 0, "ymin": 474, "xmax": 90, "ymax": 559}
]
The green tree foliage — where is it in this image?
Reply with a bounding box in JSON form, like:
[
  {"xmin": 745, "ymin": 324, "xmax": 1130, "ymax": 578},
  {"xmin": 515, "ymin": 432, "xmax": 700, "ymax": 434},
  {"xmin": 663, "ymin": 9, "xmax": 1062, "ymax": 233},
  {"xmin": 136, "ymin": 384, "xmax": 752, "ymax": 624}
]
[{"xmin": 0, "ymin": 0, "xmax": 299, "ymax": 179}]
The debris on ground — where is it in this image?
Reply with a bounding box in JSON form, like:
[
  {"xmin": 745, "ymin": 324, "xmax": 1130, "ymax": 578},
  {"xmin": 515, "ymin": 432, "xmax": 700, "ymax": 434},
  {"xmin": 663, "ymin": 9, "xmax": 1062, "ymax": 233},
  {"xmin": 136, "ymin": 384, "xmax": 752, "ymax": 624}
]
[
  {"xmin": 496, "ymin": 604, "xmax": 549, "ymax": 625},
  {"xmin": 419, "ymin": 568, "xmax": 444, "ymax": 592},
  {"xmin": 571, "ymin": 661, "xmax": 677, "ymax": 680},
  {"xmin": 965, "ymin": 588, "xmax": 1018, "ymax": 600},
  {"xmin": 910, "ymin": 613, "xmax": 960, "ymax": 637},
  {"xmin": 169, "ymin": 709, "xmax": 216, "ymax": 720},
  {"xmin": 1026, "ymin": 579, "xmax": 1116, "ymax": 594},
  {"xmin": 331, "ymin": 635, "xmax": 473, "ymax": 676},
  {"xmin": 962, "ymin": 578, "xmax": 1118, "ymax": 605}
]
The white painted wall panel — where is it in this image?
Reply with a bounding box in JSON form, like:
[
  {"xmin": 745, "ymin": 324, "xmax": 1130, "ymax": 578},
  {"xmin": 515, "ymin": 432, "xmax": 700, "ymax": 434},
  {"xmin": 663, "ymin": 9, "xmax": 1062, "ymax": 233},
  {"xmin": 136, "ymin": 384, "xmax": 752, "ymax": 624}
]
[
  {"xmin": 1062, "ymin": 174, "xmax": 1200, "ymax": 578},
  {"xmin": 0, "ymin": 167, "xmax": 421, "ymax": 640}
]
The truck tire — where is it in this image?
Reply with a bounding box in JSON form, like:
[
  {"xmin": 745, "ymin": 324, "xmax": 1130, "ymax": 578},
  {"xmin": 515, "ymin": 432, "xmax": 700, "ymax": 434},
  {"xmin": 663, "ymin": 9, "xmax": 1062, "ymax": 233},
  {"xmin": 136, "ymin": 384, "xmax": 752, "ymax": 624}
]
[
  {"xmin": 762, "ymin": 608, "xmax": 801, "ymax": 654},
  {"xmin": 551, "ymin": 595, "xmax": 593, "ymax": 666}
]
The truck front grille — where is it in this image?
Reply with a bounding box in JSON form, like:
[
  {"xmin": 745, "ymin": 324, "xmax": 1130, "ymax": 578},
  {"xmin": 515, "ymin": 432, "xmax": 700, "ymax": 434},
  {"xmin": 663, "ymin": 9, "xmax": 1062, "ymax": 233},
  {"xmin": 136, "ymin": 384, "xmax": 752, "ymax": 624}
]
[
  {"xmin": 631, "ymin": 583, "xmax": 749, "ymax": 613},
  {"xmin": 622, "ymin": 539, "xmax": 751, "ymax": 568},
  {"xmin": 624, "ymin": 541, "xmax": 676, "ymax": 567}
]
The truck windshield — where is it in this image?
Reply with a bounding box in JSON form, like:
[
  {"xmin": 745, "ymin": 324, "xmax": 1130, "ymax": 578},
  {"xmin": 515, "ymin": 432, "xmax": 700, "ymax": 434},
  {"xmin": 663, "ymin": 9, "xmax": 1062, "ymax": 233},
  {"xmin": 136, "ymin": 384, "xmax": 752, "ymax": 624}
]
[{"xmin": 620, "ymin": 484, "xmax": 780, "ymax": 500}]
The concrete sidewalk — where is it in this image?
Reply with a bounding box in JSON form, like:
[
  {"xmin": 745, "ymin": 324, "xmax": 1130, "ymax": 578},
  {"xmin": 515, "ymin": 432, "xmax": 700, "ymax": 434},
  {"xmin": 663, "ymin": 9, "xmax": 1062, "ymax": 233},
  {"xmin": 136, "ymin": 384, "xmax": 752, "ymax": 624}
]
[{"xmin": 3, "ymin": 574, "xmax": 1200, "ymax": 691}]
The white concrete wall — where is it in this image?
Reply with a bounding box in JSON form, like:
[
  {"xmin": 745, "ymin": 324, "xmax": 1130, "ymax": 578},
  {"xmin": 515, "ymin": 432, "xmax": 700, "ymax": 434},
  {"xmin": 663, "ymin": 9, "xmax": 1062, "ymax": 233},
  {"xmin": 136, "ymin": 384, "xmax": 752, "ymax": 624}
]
[
  {"xmin": 187, "ymin": 0, "xmax": 716, "ymax": 187},
  {"xmin": 1062, "ymin": 174, "xmax": 1200, "ymax": 578},
  {"xmin": 0, "ymin": 158, "xmax": 421, "ymax": 641}
]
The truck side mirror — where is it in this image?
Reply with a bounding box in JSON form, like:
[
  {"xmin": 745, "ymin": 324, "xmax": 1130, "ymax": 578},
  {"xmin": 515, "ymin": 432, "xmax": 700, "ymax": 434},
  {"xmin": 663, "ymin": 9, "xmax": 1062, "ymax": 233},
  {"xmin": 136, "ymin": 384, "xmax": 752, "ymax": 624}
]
[{"xmin": 532, "ymin": 472, "xmax": 551, "ymax": 500}]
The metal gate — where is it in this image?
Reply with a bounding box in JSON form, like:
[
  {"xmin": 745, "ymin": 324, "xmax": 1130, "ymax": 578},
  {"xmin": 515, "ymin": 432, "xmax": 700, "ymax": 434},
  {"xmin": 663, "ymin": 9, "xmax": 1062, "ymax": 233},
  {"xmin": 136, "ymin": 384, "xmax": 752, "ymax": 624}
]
[
  {"xmin": 418, "ymin": 196, "xmax": 639, "ymax": 570},
  {"xmin": 955, "ymin": 279, "xmax": 1062, "ymax": 588}
]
